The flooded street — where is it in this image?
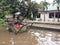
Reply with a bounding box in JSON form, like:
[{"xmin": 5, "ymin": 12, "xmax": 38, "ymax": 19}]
[
  {"xmin": 0, "ymin": 27, "xmax": 60, "ymax": 45},
  {"xmin": 30, "ymin": 28, "xmax": 60, "ymax": 45},
  {"xmin": 0, "ymin": 27, "xmax": 37, "ymax": 45}
]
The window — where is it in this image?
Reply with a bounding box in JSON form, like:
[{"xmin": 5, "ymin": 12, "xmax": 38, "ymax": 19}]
[
  {"xmin": 49, "ymin": 13, "xmax": 54, "ymax": 18},
  {"xmin": 37, "ymin": 13, "xmax": 40, "ymax": 18},
  {"xmin": 55, "ymin": 12, "xmax": 60, "ymax": 18}
]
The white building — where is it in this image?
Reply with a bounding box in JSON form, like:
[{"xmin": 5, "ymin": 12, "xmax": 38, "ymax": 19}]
[{"xmin": 33, "ymin": 4, "xmax": 60, "ymax": 22}]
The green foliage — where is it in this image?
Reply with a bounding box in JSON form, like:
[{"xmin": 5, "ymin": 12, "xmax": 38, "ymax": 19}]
[
  {"xmin": 0, "ymin": 19, "xmax": 7, "ymax": 27},
  {"xmin": 0, "ymin": 10, "xmax": 5, "ymax": 19},
  {"xmin": 53, "ymin": 0, "xmax": 60, "ymax": 4},
  {"xmin": 40, "ymin": 1, "xmax": 50, "ymax": 10},
  {"xmin": 31, "ymin": 2, "xmax": 42, "ymax": 9},
  {"xmin": 0, "ymin": 0, "xmax": 19, "ymax": 19},
  {"xmin": 30, "ymin": 18, "xmax": 36, "ymax": 20},
  {"xmin": 24, "ymin": 1, "xmax": 43, "ymax": 19},
  {"xmin": 0, "ymin": 0, "xmax": 49, "ymax": 20},
  {"xmin": 53, "ymin": 0, "xmax": 60, "ymax": 8}
]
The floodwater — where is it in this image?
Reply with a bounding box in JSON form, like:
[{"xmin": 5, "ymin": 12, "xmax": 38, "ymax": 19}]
[
  {"xmin": 0, "ymin": 27, "xmax": 37, "ymax": 45},
  {"xmin": 30, "ymin": 28, "xmax": 60, "ymax": 45},
  {"xmin": 0, "ymin": 27, "xmax": 60, "ymax": 45}
]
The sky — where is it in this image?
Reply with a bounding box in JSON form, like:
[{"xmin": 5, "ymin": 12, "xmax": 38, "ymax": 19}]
[{"xmin": 31, "ymin": 0, "xmax": 53, "ymax": 4}]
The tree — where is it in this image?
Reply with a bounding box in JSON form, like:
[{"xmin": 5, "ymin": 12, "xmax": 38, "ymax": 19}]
[
  {"xmin": 19, "ymin": 0, "xmax": 42, "ymax": 20},
  {"xmin": 0, "ymin": 0, "xmax": 19, "ymax": 19},
  {"xmin": 53, "ymin": 0, "xmax": 60, "ymax": 22},
  {"xmin": 40, "ymin": 0, "xmax": 49, "ymax": 22},
  {"xmin": 27, "ymin": 1, "xmax": 42, "ymax": 19}
]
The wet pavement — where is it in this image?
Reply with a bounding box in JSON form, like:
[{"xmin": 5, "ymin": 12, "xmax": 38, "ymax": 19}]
[{"xmin": 0, "ymin": 26, "xmax": 60, "ymax": 45}]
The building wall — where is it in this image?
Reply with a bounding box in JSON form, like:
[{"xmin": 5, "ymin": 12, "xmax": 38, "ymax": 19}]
[
  {"xmin": 45, "ymin": 13, "xmax": 49, "ymax": 21},
  {"xmin": 40, "ymin": 12, "xmax": 50, "ymax": 22},
  {"xmin": 41, "ymin": 13, "xmax": 44, "ymax": 21},
  {"xmin": 36, "ymin": 12, "xmax": 60, "ymax": 22},
  {"xmin": 40, "ymin": 13, "xmax": 60, "ymax": 22}
]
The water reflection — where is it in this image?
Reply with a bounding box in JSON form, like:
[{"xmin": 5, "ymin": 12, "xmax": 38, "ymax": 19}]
[{"xmin": 30, "ymin": 29, "xmax": 60, "ymax": 45}]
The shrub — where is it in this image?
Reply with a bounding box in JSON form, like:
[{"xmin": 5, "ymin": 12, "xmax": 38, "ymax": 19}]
[{"xmin": 0, "ymin": 18, "xmax": 7, "ymax": 27}]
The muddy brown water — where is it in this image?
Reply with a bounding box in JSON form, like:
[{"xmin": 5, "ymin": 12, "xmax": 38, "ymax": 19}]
[
  {"xmin": 0, "ymin": 26, "xmax": 60, "ymax": 45},
  {"xmin": 0, "ymin": 27, "xmax": 37, "ymax": 45}
]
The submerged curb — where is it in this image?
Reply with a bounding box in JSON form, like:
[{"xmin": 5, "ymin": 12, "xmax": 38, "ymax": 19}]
[
  {"xmin": 26, "ymin": 22, "xmax": 60, "ymax": 25},
  {"xmin": 24, "ymin": 22, "xmax": 60, "ymax": 32},
  {"xmin": 31, "ymin": 26, "xmax": 60, "ymax": 32}
]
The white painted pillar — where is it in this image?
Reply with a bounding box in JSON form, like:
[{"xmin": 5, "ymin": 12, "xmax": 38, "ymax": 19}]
[{"xmin": 54, "ymin": 12, "xmax": 56, "ymax": 22}]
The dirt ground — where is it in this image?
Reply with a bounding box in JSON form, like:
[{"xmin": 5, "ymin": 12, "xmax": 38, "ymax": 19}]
[{"xmin": 0, "ymin": 27, "xmax": 37, "ymax": 45}]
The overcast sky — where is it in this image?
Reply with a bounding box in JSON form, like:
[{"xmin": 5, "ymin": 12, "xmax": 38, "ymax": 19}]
[{"xmin": 31, "ymin": 0, "xmax": 53, "ymax": 3}]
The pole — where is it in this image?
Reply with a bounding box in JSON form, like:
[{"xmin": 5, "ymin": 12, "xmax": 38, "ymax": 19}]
[
  {"xmin": 44, "ymin": 0, "xmax": 46, "ymax": 22},
  {"xmin": 57, "ymin": 0, "xmax": 59, "ymax": 22},
  {"xmin": 57, "ymin": 6, "xmax": 59, "ymax": 22}
]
